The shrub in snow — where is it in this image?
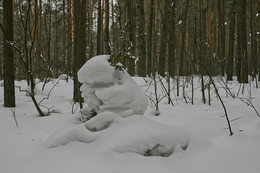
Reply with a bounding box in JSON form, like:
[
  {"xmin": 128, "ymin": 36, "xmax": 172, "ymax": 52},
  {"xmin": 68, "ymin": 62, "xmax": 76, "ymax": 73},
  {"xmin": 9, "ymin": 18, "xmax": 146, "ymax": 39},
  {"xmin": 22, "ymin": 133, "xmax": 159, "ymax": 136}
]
[{"xmin": 46, "ymin": 55, "xmax": 189, "ymax": 157}]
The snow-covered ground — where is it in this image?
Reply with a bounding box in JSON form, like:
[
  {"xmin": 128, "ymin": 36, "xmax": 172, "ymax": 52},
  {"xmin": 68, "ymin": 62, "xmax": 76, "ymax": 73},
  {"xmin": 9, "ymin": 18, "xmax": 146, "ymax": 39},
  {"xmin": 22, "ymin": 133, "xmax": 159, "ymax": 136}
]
[{"xmin": 1, "ymin": 61, "xmax": 260, "ymax": 172}]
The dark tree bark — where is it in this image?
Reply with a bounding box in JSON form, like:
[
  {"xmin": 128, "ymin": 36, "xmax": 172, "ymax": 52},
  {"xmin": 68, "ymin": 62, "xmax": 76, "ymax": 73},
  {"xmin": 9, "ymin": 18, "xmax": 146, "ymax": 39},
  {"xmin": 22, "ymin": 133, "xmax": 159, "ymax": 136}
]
[
  {"xmin": 250, "ymin": 0, "xmax": 258, "ymax": 80},
  {"xmin": 179, "ymin": 0, "xmax": 189, "ymax": 76},
  {"xmin": 147, "ymin": 0, "xmax": 154, "ymax": 77},
  {"xmin": 168, "ymin": 0, "xmax": 176, "ymax": 78},
  {"xmin": 73, "ymin": 0, "xmax": 80, "ymax": 103},
  {"xmin": 62, "ymin": 0, "xmax": 66, "ymax": 74},
  {"xmin": 258, "ymin": 0, "xmax": 260, "ymax": 81},
  {"xmin": 136, "ymin": 0, "xmax": 146, "ymax": 77},
  {"xmin": 79, "ymin": 0, "xmax": 87, "ymax": 64},
  {"xmin": 54, "ymin": 0, "xmax": 59, "ymax": 75},
  {"xmin": 206, "ymin": 0, "xmax": 212, "ymax": 51},
  {"xmin": 197, "ymin": 0, "xmax": 206, "ymax": 104},
  {"xmin": 44, "ymin": 0, "xmax": 52, "ymax": 78},
  {"xmin": 73, "ymin": 0, "xmax": 86, "ymax": 107},
  {"xmin": 217, "ymin": 0, "xmax": 226, "ymax": 76},
  {"xmin": 237, "ymin": 0, "xmax": 248, "ymax": 83},
  {"xmin": 127, "ymin": 0, "xmax": 135, "ymax": 76},
  {"xmin": 36, "ymin": 0, "xmax": 43, "ymax": 79},
  {"xmin": 3, "ymin": 0, "xmax": 15, "ymax": 107},
  {"xmin": 67, "ymin": 0, "xmax": 72, "ymax": 75},
  {"xmin": 158, "ymin": 0, "xmax": 170, "ymax": 77},
  {"xmin": 103, "ymin": 0, "xmax": 111, "ymax": 55},
  {"xmin": 88, "ymin": 0, "xmax": 94, "ymax": 58},
  {"xmin": 226, "ymin": 0, "xmax": 236, "ymax": 81},
  {"xmin": 96, "ymin": 0, "xmax": 102, "ymax": 55}
]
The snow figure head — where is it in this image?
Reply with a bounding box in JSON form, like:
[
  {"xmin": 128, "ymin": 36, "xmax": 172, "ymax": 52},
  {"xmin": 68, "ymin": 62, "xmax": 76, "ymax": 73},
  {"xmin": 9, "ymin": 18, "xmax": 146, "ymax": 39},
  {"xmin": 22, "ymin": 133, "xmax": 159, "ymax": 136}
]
[{"xmin": 78, "ymin": 55, "xmax": 148, "ymax": 117}]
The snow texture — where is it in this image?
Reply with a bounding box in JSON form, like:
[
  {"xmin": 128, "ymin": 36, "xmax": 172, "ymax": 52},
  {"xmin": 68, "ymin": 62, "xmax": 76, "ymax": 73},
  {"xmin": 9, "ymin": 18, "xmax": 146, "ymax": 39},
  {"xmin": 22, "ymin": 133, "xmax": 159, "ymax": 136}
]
[{"xmin": 1, "ymin": 76, "xmax": 260, "ymax": 173}]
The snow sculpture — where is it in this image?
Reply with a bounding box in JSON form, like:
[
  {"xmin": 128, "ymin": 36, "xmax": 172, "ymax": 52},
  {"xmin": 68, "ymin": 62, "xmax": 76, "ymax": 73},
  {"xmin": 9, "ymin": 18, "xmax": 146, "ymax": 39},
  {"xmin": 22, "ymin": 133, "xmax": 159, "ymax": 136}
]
[
  {"xmin": 45, "ymin": 55, "xmax": 189, "ymax": 157},
  {"xmin": 78, "ymin": 55, "xmax": 148, "ymax": 130},
  {"xmin": 78, "ymin": 55, "xmax": 147, "ymax": 116}
]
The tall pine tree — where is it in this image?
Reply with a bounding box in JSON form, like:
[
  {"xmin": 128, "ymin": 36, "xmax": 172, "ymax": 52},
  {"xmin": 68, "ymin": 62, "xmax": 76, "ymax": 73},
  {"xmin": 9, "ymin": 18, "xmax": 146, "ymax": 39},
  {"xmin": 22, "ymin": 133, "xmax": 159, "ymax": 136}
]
[{"xmin": 3, "ymin": 0, "xmax": 15, "ymax": 107}]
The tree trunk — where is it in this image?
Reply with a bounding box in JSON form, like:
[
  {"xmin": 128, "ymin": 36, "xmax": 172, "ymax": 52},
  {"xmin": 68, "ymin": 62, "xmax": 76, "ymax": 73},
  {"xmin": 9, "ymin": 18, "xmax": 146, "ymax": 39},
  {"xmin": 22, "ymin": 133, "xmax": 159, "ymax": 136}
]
[
  {"xmin": 62, "ymin": 0, "xmax": 66, "ymax": 74},
  {"xmin": 67, "ymin": 0, "xmax": 72, "ymax": 75},
  {"xmin": 168, "ymin": 0, "xmax": 176, "ymax": 78},
  {"xmin": 158, "ymin": 0, "xmax": 170, "ymax": 77},
  {"xmin": 37, "ymin": 0, "xmax": 43, "ymax": 79},
  {"xmin": 136, "ymin": 0, "xmax": 146, "ymax": 77},
  {"xmin": 147, "ymin": 0, "xmax": 154, "ymax": 77},
  {"xmin": 237, "ymin": 0, "xmax": 248, "ymax": 83},
  {"xmin": 73, "ymin": 0, "xmax": 80, "ymax": 103},
  {"xmin": 103, "ymin": 0, "xmax": 111, "ymax": 55},
  {"xmin": 73, "ymin": 0, "xmax": 86, "ymax": 107},
  {"xmin": 226, "ymin": 0, "xmax": 236, "ymax": 81},
  {"xmin": 79, "ymin": 0, "xmax": 87, "ymax": 65},
  {"xmin": 258, "ymin": 0, "xmax": 260, "ymax": 81},
  {"xmin": 127, "ymin": 0, "xmax": 135, "ymax": 76},
  {"xmin": 96, "ymin": 0, "xmax": 102, "ymax": 55},
  {"xmin": 179, "ymin": 0, "xmax": 189, "ymax": 76},
  {"xmin": 217, "ymin": 0, "xmax": 226, "ymax": 76},
  {"xmin": 54, "ymin": 1, "xmax": 59, "ymax": 75},
  {"xmin": 89, "ymin": 0, "xmax": 93, "ymax": 58},
  {"xmin": 3, "ymin": 0, "xmax": 15, "ymax": 107},
  {"xmin": 250, "ymin": 0, "xmax": 258, "ymax": 80}
]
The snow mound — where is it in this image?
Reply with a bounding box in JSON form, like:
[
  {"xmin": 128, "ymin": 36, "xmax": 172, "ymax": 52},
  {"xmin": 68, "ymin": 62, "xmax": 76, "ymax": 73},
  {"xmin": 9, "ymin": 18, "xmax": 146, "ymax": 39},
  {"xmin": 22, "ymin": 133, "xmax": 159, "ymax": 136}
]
[
  {"xmin": 45, "ymin": 55, "xmax": 189, "ymax": 157},
  {"xmin": 78, "ymin": 55, "xmax": 147, "ymax": 117},
  {"xmin": 46, "ymin": 114, "xmax": 189, "ymax": 157},
  {"xmin": 105, "ymin": 115, "xmax": 189, "ymax": 157},
  {"xmin": 45, "ymin": 123, "xmax": 97, "ymax": 148}
]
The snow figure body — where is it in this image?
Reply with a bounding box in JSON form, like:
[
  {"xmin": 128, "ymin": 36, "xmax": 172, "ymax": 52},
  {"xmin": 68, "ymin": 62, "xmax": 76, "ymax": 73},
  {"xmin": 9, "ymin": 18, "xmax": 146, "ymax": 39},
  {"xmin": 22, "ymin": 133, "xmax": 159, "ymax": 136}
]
[{"xmin": 78, "ymin": 55, "xmax": 148, "ymax": 119}]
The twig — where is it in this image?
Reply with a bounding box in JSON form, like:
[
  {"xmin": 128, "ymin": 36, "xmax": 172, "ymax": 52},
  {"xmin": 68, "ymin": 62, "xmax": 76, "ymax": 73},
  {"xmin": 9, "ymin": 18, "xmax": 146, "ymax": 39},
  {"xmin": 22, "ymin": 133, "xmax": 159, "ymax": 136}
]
[
  {"xmin": 38, "ymin": 78, "xmax": 61, "ymax": 105},
  {"xmin": 10, "ymin": 108, "xmax": 18, "ymax": 127},
  {"xmin": 239, "ymin": 97, "xmax": 260, "ymax": 117},
  {"xmin": 158, "ymin": 75, "xmax": 174, "ymax": 106},
  {"xmin": 229, "ymin": 116, "xmax": 242, "ymax": 122},
  {"xmin": 67, "ymin": 100, "xmax": 79, "ymax": 114},
  {"xmin": 145, "ymin": 143, "xmax": 165, "ymax": 156},
  {"xmin": 217, "ymin": 76, "xmax": 235, "ymax": 98}
]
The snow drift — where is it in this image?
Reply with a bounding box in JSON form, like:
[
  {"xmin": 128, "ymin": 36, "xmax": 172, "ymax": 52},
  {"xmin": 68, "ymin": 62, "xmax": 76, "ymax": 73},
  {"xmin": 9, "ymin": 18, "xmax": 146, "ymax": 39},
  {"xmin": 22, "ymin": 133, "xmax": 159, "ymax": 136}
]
[{"xmin": 45, "ymin": 55, "xmax": 189, "ymax": 157}]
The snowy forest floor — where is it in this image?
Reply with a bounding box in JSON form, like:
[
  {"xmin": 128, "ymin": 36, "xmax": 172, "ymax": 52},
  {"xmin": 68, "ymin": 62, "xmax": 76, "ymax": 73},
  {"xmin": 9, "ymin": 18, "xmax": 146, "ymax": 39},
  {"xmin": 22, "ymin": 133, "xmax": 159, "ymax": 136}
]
[{"xmin": 1, "ymin": 76, "xmax": 260, "ymax": 173}]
